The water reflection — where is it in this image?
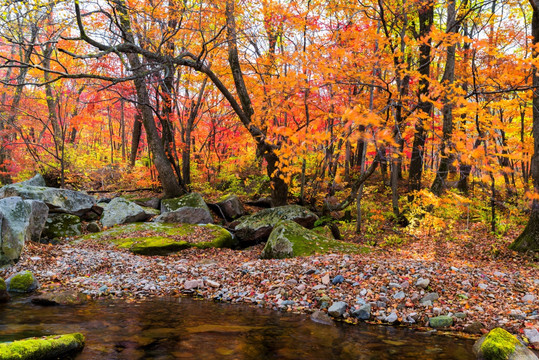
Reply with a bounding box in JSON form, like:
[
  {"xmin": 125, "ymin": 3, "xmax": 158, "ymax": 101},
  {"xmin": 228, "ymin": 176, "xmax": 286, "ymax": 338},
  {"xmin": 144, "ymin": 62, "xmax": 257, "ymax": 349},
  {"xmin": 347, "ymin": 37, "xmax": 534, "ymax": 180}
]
[{"xmin": 0, "ymin": 296, "xmax": 474, "ymax": 359}]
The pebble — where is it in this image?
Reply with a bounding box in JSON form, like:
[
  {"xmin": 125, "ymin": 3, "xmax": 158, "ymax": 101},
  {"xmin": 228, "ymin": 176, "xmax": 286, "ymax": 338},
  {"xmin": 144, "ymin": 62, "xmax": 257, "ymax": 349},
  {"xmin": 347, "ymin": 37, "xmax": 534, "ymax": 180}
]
[
  {"xmin": 478, "ymin": 283, "xmax": 488, "ymax": 290},
  {"xmin": 522, "ymin": 294, "xmax": 536, "ymax": 303},
  {"xmin": 420, "ymin": 292, "xmax": 439, "ymax": 304},
  {"xmin": 184, "ymin": 279, "xmax": 204, "ymax": 290},
  {"xmin": 386, "ymin": 312, "xmax": 398, "ymax": 323},
  {"xmin": 328, "ymin": 301, "xmax": 347, "ymax": 317},
  {"xmin": 322, "ymin": 274, "xmax": 330, "ymax": 285},
  {"xmin": 351, "ymin": 304, "xmax": 371, "ymax": 320},
  {"xmin": 416, "ymin": 278, "xmax": 430, "ymax": 289},
  {"xmin": 206, "ymin": 280, "xmax": 220, "ymax": 288},
  {"xmin": 524, "ymin": 328, "xmax": 539, "ymax": 345},
  {"xmin": 509, "ymin": 310, "xmax": 526, "ymax": 320},
  {"xmin": 393, "ymin": 291, "xmax": 405, "ymax": 300},
  {"xmin": 332, "ymin": 275, "xmax": 344, "ymax": 285}
]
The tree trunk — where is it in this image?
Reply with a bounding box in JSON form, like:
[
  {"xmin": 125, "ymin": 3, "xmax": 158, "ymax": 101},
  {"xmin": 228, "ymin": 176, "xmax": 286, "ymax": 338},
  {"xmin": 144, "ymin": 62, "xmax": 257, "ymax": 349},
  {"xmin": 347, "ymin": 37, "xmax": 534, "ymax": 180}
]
[
  {"xmin": 130, "ymin": 112, "xmax": 143, "ymax": 166},
  {"xmin": 511, "ymin": 1, "xmax": 539, "ymax": 252}
]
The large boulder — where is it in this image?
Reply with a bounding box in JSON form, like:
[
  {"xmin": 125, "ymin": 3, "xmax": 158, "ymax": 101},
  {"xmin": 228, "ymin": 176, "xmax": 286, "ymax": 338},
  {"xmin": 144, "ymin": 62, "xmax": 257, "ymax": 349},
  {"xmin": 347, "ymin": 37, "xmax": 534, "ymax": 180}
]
[
  {"xmin": 18, "ymin": 174, "xmax": 46, "ymax": 187},
  {"xmin": 261, "ymin": 220, "xmax": 365, "ymax": 259},
  {"xmin": 6, "ymin": 270, "xmax": 39, "ymax": 293},
  {"xmin": 101, "ymin": 197, "xmax": 151, "ymax": 228},
  {"xmin": 0, "ymin": 184, "xmax": 96, "ymax": 216},
  {"xmin": 42, "ymin": 214, "xmax": 82, "ymax": 240},
  {"xmin": 215, "ymin": 194, "xmax": 245, "ymax": 221},
  {"xmin": 0, "ymin": 333, "xmax": 85, "ymax": 359},
  {"xmin": 234, "ymin": 205, "xmax": 318, "ymax": 246},
  {"xmin": 156, "ymin": 193, "xmax": 213, "ymax": 224},
  {"xmin": 0, "ymin": 197, "xmax": 38, "ymax": 265},
  {"xmin": 473, "ymin": 328, "xmax": 539, "ymax": 360},
  {"xmin": 26, "ymin": 200, "xmax": 49, "ymax": 242}
]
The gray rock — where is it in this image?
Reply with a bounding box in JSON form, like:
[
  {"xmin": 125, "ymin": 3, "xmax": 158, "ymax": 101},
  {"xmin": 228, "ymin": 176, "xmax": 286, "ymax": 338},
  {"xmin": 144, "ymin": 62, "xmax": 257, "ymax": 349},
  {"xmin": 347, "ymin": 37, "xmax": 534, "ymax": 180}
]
[
  {"xmin": 0, "ymin": 197, "xmax": 33, "ymax": 265},
  {"xmin": 42, "ymin": 214, "xmax": 82, "ymax": 239},
  {"xmin": 0, "ymin": 184, "xmax": 96, "ymax": 216},
  {"xmin": 101, "ymin": 197, "xmax": 150, "ymax": 228},
  {"xmin": 464, "ymin": 321, "xmax": 484, "ymax": 334},
  {"xmin": 509, "ymin": 310, "xmax": 526, "ymax": 320},
  {"xmin": 328, "ymin": 301, "xmax": 347, "ymax": 317},
  {"xmin": 429, "ymin": 316, "xmax": 453, "ymax": 328},
  {"xmin": 386, "ymin": 312, "xmax": 398, "ymax": 323},
  {"xmin": 86, "ymin": 222, "xmax": 101, "ymax": 233},
  {"xmin": 420, "ymin": 292, "xmax": 439, "ymax": 304},
  {"xmin": 351, "ymin": 303, "xmax": 371, "ymax": 320},
  {"xmin": 156, "ymin": 193, "xmax": 213, "ymax": 224},
  {"xmin": 311, "ymin": 310, "xmax": 334, "ymax": 325},
  {"xmin": 393, "ymin": 291, "xmax": 405, "ymax": 300},
  {"xmin": 184, "ymin": 279, "xmax": 204, "ymax": 290},
  {"xmin": 522, "ymin": 294, "xmax": 536, "ymax": 303},
  {"xmin": 473, "ymin": 328, "xmax": 539, "ymax": 360},
  {"xmin": 524, "ymin": 328, "xmax": 539, "ymax": 346},
  {"xmin": 216, "ymin": 194, "xmax": 245, "ymax": 220},
  {"xmin": 18, "ymin": 174, "xmax": 46, "ymax": 187},
  {"xmin": 26, "ymin": 200, "xmax": 49, "ymax": 242},
  {"xmin": 234, "ymin": 205, "xmax": 318, "ymax": 245},
  {"xmin": 416, "ymin": 278, "xmax": 430, "ymax": 289},
  {"xmin": 6, "ymin": 270, "xmax": 39, "ymax": 293},
  {"xmin": 31, "ymin": 291, "xmax": 88, "ymax": 306}
]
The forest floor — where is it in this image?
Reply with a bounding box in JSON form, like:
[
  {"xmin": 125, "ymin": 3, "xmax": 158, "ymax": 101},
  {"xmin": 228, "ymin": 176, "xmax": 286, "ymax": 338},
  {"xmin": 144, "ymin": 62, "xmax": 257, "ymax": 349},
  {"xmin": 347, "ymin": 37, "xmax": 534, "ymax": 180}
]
[{"xmin": 2, "ymin": 222, "xmax": 537, "ymax": 348}]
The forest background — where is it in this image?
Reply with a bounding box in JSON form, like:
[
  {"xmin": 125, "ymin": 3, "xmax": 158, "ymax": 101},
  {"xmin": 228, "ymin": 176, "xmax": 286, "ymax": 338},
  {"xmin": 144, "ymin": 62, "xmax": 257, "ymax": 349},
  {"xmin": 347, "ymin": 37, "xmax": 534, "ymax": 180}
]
[{"xmin": 0, "ymin": 0, "xmax": 538, "ymax": 253}]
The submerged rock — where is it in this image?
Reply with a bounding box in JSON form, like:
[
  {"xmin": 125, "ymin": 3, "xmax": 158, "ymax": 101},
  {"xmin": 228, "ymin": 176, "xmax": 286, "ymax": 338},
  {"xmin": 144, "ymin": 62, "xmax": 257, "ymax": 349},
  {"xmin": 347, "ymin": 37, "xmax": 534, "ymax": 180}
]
[
  {"xmin": 0, "ymin": 333, "xmax": 85, "ymax": 359},
  {"xmin": 32, "ymin": 291, "xmax": 89, "ymax": 306},
  {"xmin": 6, "ymin": 270, "xmax": 39, "ymax": 293},
  {"xmin": 260, "ymin": 220, "xmax": 365, "ymax": 259},
  {"xmin": 42, "ymin": 213, "xmax": 82, "ymax": 240},
  {"xmin": 234, "ymin": 205, "xmax": 318, "ymax": 246},
  {"xmin": 0, "ymin": 278, "xmax": 10, "ymax": 303},
  {"xmin": 311, "ymin": 310, "xmax": 334, "ymax": 325},
  {"xmin": 156, "ymin": 193, "xmax": 213, "ymax": 224},
  {"xmin": 473, "ymin": 328, "xmax": 538, "ymax": 360},
  {"xmin": 101, "ymin": 197, "xmax": 151, "ymax": 228}
]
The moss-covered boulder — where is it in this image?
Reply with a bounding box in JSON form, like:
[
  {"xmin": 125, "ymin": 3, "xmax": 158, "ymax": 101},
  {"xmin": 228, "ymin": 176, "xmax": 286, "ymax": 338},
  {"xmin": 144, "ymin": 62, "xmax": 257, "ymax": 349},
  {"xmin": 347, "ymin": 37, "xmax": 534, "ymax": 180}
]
[
  {"xmin": 80, "ymin": 222, "xmax": 236, "ymax": 255},
  {"xmin": 0, "ymin": 333, "xmax": 85, "ymax": 359},
  {"xmin": 473, "ymin": 328, "xmax": 538, "ymax": 360},
  {"xmin": 261, "ymin": 220, "xmax": 366, "ymax": 259},
  {"xmin": 429, "ymin": 316, "xmax": 453, "ymax": 328},
  {"xmin": 215, "ymin": 194, "xmax": 245, "ymax": 220},
  {"xmin": 101, "ymin": 197, "xmax": 151, "ymax": 228},
  {"xmin": 0, "ymin": 278, "xmax": 10, "ymax": 303},
  {"xmin": 6, "ymin": 271, "xmax": 39, "ymax": 293},
  {"xmin": 156, "ymin": 193, "xmax": 213, "ymax": 224},
  {"xmin": 234, "ymin": 205, "xmax": 319, "ymax": 246},
  {"xmin": 42, "ymin": 213, "xmax": 82, "ymax": 240}
]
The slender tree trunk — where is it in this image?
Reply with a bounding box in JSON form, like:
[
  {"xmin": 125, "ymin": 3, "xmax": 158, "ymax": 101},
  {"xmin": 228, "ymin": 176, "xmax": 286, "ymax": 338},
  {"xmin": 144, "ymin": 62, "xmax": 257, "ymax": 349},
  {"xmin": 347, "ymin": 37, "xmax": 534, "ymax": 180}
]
[{"xmin": 130, "ymin": 112, "xmax": 143, "ymax": 166}]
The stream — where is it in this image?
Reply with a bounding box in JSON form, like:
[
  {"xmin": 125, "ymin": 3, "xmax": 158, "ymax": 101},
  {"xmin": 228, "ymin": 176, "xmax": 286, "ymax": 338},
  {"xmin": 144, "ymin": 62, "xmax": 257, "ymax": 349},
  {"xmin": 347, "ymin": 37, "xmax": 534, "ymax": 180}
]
[{"xmin": 0, "ymin": 296, "xmax": 475, "ymax": 359}]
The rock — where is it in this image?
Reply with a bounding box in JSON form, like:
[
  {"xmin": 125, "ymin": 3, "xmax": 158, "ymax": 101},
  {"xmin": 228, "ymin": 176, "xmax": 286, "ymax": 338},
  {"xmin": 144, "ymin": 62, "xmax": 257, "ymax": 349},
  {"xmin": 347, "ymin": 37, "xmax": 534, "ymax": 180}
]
[
  {"xmin": 6, "ymin": 270, "xmax": 39, "ymax": 293},
  {"xmin": 184, "ymin": 279, "xmax": 204, "ymax": 290},
  {"xmin": 215, "ymin": 194, "xmax": 245, "ymax": 220},
  {"xmin": 351, "ymin": 303, "xmax": 371, "ymax": 320},
  {"xmin": 473, "ymin": 328, "xmax": 539, "ymax": 360},
  {"xmin": 234, "ymin": 205, "xmax": 318, "ymax": 245},
  {"xmin": 524, "ymin": 328, "xmax": 539, "ymax": 346},
  {"xmin": 522, "ymin": 294, "xmax": 536, "ymax": 304},
  {"xmin": 393, "ymin": 291, "xmax": 405, "ymax": 300},
  {"xmin": 0, "ymin": 197, "xmax": 34, "ymax": 265},
  {"xmin": 42, "ymin": 214, "xmax": 82, "ymax": 239},
  {"xmin": 18, "ymin": 174, "xmax": 46, "ymax": 187},
  {"xmin": 416, "ymin": 278, "xmax": 430, "ymax": 289},
  {"xmin": 0, "ymin": 184, "xmax": 96, "ymax": 216},
  {"xmin": 478, "ymin": 283, "xmax": 488, "ymax": 290},
  {"xmin": 156, "ymin": 193, "xmax": 213, "ymax": 224},
  {"xmin": 31, "ymin": 291, "xmax": 88, "ymax": 306},
  {"xmin": 311, "ymin": 310, "xmax": 334, "ymax": 325},
  {"xmin": 509, "ymin": 310, "xmax": 526, "ymax": 320},
  {"xmin": 86, "ymin": 222, "xmax": 101, "ymax": 233},
  {"xmin": 0, "ymin": 333, "xmax": 85, "ymax": 359},
  {"xmin": 26, "ymin": 200, "xmax": 49, "ymax": 242},
  {"xmin": 101, "ymin": 197, "xmax": 151, "ymax": 228},
  {"xmin": 328, "ymin": 301, "xmax": 347, "ymax": 317},
  {"xmin": 386, "ymin": 312, "xmax": 398, "ymax": 323},
  {"xmin": 322, "ymin": 274, "xmax": 330, "ymax": 285},
  {"xmin": 0, "ymin": 278, "xmax": 10, "ymax": 303},
  {"xmin": 429, "ymin": 315, "xmax": 453, "ymax": 328},
  {"xmin": 455, "ymin": 312, "xmax": 467, "ymax": 319},
  {"xmin": 332, "ymin": 275, "xmax": 344, "ymax": 285},
  {"xmin": 463, "ymin": 321, "xmax": 484, "ymax": 334},
  {"xmin": 206, "ymin": 280, "xmax": 221, "ymax": 288},
  {"xmin": 420, "ymin": 292, "xmax": 439, "ymax": 304},
  {"xmin": 260, "ymin": 220, "xmax": 364, "ymax": 259},
  {"xmin": 134, "ymin": 197, "xmax": 161, "ymax": 210}
]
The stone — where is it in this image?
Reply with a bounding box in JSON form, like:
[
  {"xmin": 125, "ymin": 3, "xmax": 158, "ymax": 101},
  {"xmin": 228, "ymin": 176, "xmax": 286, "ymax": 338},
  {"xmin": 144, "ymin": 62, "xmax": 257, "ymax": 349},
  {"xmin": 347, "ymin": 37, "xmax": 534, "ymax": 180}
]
[
  {"xmin": 234, "ymin": 205, "xmax": 318, "ymax": 245},
  {"xmin": 134, "ymin": 197, "xmax": 161, "ymax": 210},
  {"xmin": 26, "ymin": 200, "xmax": 49, "ymax": 242},
  {"xmin": 473, "ymin": 328, "xmax": 539, "ymax": 360},
  {"xmin": 328, "ymin": 301, "xmax": 347, "ymax": 317},
  {"xmin": 429, "ymin": 316, "xmax": 453, "ymax": 328},
  {"xmin": 393, "ymin": 291, "xmax": 405, "ymax": 300},
  {"xmin": 42, "ymin": 214, "xmax": 82, "ymax": 239},
  {"xmin": 31, "ymin": 291, "xmax": 88, "ymax": 306},
  {"xmin": 386, "ymin": 312, "xmax": 398, "ymax": 323},
  {"xmin": 206, "ymin": 280, "xmax": 221, "ymax": 288},
  {"xmin": 322, "ymin": 274, "xmax": 330, "ymax": 285},
  {"xmin": 416, "ymin": 278, "xmax": 430, "ymax": 289},
  {"xmin": 311, "ymin": 310, "xmax": 334, "ymax": 325},
  {"xmin": 260, "ymin": 220, "xmax": 365, "ymax": 259},
  {"xmin": 156, "ymin": 193, "xmax": 213, "ymax": 225},
  {"xmin": 184, "ymin": 279, "xmax": 204, "ymax": 290},
  {"xmin": 18, "ymin": 174, "xmax": 46, "ymax": 187},
  {"xmin": 478, "ymin": 283, "xmax": 488, "ymax": 290},
  {"xmin": 101, "ymin": 197, "xmax": 151, "ymax": 228},
  {"xmin": 522, "ymin": 294, "xmax": 536, "ymax": 303},
  {"xmin": 351, "ymin": 303, "xmax": 371, "ymax": 320},
  {"xmin": 524, "ymin": 328, "xmax": 539, "ymax": 346},
  {"xmin": 455, "ymin": 312, "xmax": 467, "ymax": 319},
  {"xmin": 420, "ymin": 292, "xmax": 439, "ymax": 304},
  {"xmin": 215, "ymin": 194, "xmax": 245, "ymax": 220},
  {"xmin": 0, "ymin": 333, "xmax": 85, "ymax": 359},
  {"xmin": 509, "ymin": 310, "xmax": 526, "ymax": 320},
  {"xmin": 0, "ymin": 197, "xmax": 34, "ymax": 265},
  {"xmin": 86, "ymin": 222, "xmax": 101, "ymax": 233},
  {"xmin": 463, "ymin": 322, "xmax": 484, "ymax": 334},
  {"xmin": 6, "ymin": 270, "xmax": 39, "ymax": 293},
  {"xmin": 0, "ymin": 278, "xmax": 10, "ymax": 303},
  {"xmin": 0, "ymin": 184, "xmax": 96, "ymax": 216}
]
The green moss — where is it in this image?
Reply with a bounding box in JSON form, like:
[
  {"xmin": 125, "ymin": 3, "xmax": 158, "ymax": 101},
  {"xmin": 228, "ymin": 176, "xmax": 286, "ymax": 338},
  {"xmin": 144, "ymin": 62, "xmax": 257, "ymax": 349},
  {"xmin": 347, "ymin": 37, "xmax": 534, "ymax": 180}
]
[
  {"xmin": 0, "ymin": 333, "xmax": 85, "ymax": 359},
  {"xmin": 8, "ymin": 271, "xmax": 36, "ymax": 293},
  {"xmin": 236, "ymin": 205, "xmax": 317, "ymax": 231},
  {"xmin": 480, "ymin": 328, "xmax": 519, "ymax": 360},
  {"xmin": 42, "ymin": 214, "xmax": 82, "ymax": 239},
  {"xmin": 0, "ymin": 278, "xmax": 5, "ymax": 292},
  {"xmin": 161, "ymin": 193, "xmax": 209, "ymax": 212}
]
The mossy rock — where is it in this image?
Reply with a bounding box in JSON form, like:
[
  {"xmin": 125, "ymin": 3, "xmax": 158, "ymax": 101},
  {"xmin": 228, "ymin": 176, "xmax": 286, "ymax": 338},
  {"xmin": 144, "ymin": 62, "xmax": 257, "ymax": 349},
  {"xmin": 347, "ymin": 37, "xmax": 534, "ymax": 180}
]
[
  {"xmin": 161, "ymin": 193, "xmax": 209, "ymax": 213},
  {"xmin": 78, "ymin": 222, "xmax": 236, "ymax": 255},
  {"xmin": 31, "ymin": 291, "xmax": 89, "ymax": 306},
  {"xmin": 473, "ymin": 328, "xmax": 538, "ymax": 360},
  {"xmin": 42, "ymin": 213, "xmax": 82, "ymax": 240},
  {"xmin": 0, "ymin": 278, "xmax": 9, "ymax": 303},
  {"xmin": 429, "ymin": 315, "xmax": 453, "ymax": 328},
  {"xmin": 0, "ymin": 333, "xmax": 85, "ymax": 359},
  {"xmin": 234, "ymin": 205, "xmax": 319, "ymax": 246},
  {"xmin": 6, "ymin": 271, "xmax": 39, "ymax": 293},
  {"xmin": 261, "ymin": 220, "xmax": 367, "ymax": 259},
  {"xmin": 157, "ymin": 193, "xmax": 212, "ymax": 224}
]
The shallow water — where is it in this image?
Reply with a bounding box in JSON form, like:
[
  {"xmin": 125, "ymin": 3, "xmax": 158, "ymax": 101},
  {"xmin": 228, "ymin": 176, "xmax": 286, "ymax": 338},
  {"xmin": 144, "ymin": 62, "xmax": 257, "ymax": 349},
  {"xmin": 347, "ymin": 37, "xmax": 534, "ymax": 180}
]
[{"xmin": 0, "ymin": 296, "xmax": 475, "ymax": 359}]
